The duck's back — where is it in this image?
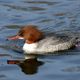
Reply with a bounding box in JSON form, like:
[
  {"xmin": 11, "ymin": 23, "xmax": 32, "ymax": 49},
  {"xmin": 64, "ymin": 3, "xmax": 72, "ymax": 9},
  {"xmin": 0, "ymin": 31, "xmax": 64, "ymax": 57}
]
[{"xmin": 37, "ymin": 33, "xmax": 76, "ymax": 53}]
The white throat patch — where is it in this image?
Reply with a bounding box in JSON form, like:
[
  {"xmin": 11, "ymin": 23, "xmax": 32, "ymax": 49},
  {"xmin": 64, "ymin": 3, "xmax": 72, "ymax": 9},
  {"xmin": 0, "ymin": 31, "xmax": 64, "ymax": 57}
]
[{"xmin": 23, "ymin": 43, "xmax": 38, "ymax": 53}]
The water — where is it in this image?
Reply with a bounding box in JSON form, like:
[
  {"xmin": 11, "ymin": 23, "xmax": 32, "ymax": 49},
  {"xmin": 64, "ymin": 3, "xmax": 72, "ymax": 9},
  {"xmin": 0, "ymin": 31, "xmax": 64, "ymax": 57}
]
[{"xmin": 0, "ymin": 0, "xmax": 80, "ymax": 80}]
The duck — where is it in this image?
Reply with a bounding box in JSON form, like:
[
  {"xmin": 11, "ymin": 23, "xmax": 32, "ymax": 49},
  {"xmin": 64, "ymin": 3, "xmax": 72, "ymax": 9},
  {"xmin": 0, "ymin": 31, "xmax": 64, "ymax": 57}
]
[{"xmin": 8, "ymin": 25, "xmax": 79, "ymax": 54}]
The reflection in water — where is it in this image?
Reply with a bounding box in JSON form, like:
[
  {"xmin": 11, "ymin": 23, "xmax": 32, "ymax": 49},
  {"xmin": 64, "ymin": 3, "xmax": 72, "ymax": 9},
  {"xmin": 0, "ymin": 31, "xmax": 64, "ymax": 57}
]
[{"xmin": 19, "ymin": 58, "xmax": 44, "ymax": 75}]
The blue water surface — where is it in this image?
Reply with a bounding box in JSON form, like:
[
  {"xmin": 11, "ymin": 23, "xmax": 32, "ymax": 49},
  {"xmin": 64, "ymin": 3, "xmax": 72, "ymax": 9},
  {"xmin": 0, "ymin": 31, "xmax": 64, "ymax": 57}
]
[{"xmin": 0, "ymin": 0, "xmax": 80, "ymax": 80}]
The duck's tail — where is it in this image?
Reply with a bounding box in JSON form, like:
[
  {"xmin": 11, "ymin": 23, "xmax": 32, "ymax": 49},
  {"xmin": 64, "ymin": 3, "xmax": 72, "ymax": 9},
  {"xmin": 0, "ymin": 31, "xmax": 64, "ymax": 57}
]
[
  {"xmin": 73, "ymin": 32, "xmax": 80, "ymax": 43},
  {"xmin": 73, "ymin": 32, "xmax": 80, "ymax": 47},
  {"xmin": 58, "ymin": 30, "xmax": 80, "ymax": 47}
]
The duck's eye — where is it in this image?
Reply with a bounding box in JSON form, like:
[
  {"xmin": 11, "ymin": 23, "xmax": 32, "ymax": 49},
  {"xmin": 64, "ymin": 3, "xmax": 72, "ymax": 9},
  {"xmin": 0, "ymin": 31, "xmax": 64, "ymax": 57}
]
[{"xmin": 18, "ymin": 31, "xmax": 24, "ymax": 37}]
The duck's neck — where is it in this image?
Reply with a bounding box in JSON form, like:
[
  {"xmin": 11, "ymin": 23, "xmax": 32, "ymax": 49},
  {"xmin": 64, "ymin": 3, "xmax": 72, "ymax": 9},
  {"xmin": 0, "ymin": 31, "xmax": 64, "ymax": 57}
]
[{"xmin": 26, "ymin": 40, "xmax": 34, "ymax": 44}]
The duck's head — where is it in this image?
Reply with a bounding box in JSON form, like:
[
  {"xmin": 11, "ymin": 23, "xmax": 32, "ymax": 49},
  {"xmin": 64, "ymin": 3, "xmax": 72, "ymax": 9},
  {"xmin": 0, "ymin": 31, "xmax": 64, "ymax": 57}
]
[{"xmin": 8, "ymin": 25, "xmax": 43, "ymax": 44}]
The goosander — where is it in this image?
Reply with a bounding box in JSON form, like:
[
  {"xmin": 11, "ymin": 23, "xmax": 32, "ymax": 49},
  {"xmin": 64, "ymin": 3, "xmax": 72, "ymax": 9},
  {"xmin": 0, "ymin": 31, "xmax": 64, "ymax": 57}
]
[{"xmin": 8, "ymin": 25, "xmax": 78, "ymax": 54}]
